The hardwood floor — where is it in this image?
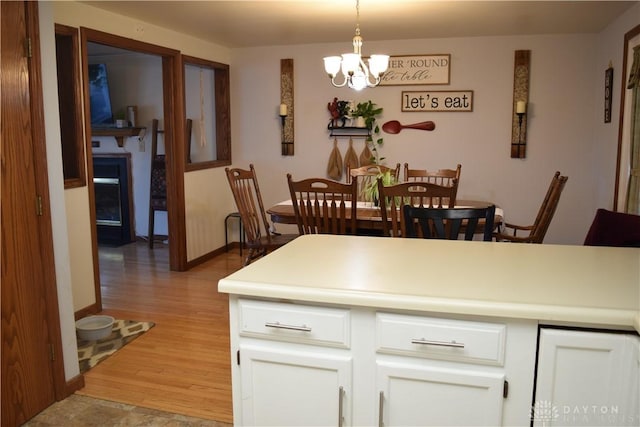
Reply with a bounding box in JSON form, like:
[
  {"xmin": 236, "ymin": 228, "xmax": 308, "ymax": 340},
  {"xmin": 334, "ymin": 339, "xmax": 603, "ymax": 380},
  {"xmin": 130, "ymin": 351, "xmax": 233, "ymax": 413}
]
[{"xmin": 76, "ymin": 241, "xmax": 243, "ymax": 423}]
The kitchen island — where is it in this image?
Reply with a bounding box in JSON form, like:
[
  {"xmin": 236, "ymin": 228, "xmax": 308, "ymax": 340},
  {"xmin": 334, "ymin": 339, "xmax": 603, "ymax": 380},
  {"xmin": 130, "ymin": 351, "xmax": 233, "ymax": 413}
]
[{"xmin": 218, "ymin": 234, "xmax": 640, "ymax": 426}]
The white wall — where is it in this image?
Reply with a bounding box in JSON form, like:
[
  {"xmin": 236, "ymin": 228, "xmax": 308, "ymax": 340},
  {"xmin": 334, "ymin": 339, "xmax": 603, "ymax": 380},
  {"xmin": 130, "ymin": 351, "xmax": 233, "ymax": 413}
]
[
  {"xmin": 230, "ymin": 16, "xmax": 639, "ymax": 245},
  {"xmin": 38, "ymin": 1, "xmax": 80, "ymax": 381}
]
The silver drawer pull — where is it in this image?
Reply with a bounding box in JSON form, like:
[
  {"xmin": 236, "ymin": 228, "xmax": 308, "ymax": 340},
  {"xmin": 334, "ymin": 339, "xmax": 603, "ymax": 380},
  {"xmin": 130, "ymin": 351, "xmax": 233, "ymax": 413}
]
[
  {"xmin": 265, "ymin": 321, "xmax": 312, "ymax": 332},
  {"xmin": 338, "ymin": 386, "xmax": 344, "ymax": 427},
  {"xmin": 411, "ymin": 338, "xmax": 465, "ymax": 348}
]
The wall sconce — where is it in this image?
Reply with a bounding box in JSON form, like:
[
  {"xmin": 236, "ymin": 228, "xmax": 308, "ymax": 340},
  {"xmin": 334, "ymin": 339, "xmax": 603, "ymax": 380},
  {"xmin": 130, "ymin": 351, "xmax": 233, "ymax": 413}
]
[
  {"xmin": 280, "ymin": 59, "xmax": 294, "ymax": 156},
  {"xmin": 511, "ymin": 50, "xmax": 530, "ymax": 158}
]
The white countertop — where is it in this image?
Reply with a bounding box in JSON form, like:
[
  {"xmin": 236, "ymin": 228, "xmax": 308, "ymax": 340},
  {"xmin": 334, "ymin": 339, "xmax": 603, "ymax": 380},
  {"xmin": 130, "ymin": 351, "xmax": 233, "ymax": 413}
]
[{"xmin": 218, "ymin": 234, "xmax": 640, "ymax": 332}]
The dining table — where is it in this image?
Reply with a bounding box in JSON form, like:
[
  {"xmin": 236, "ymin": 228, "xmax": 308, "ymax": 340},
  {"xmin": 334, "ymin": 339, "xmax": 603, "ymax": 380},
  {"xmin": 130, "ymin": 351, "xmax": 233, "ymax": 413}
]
[{"xmin": 267, "ymin": 199, "xmax": 504, "ymax": 234}]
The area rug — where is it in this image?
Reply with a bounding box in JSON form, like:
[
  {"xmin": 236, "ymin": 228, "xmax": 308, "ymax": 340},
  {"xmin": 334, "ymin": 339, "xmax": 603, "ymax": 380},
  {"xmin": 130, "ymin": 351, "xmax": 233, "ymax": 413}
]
[{"xmin": 77, "ymin": 319, "xmax": 155, "ymax": 374}]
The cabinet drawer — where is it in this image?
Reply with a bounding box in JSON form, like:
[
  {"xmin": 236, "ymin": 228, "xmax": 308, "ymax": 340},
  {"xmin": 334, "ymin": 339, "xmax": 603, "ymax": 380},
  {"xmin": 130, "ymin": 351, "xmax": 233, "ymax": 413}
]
[
  {"xmin": 376, "ymin": 313, "xmax": 506, "ymax": 365},
  {"xmin": 239, "ymin": 299, "xmax": 350, "ymax": 348}
]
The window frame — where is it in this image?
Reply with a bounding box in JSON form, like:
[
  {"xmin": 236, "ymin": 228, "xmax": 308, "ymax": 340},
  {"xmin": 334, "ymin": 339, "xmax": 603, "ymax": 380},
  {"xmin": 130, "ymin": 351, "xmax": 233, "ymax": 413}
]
[
  {"xmin": 55, "ymin": 23, "xmax": 87, "ymax": 188},
  {"xmin": 182, "ymin": 55, "xmax": 231, "ymax": 172}
]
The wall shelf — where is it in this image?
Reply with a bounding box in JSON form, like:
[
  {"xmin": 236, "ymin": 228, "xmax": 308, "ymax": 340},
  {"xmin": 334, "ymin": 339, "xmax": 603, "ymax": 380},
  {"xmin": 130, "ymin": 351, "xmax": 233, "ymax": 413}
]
[
  {"xmin": 92, "ymin": 127, "xmax": 145, "ymax": 147},
  {"xmin": 328, "ymin": 126, "xmax": 371, "ymax": 138}
]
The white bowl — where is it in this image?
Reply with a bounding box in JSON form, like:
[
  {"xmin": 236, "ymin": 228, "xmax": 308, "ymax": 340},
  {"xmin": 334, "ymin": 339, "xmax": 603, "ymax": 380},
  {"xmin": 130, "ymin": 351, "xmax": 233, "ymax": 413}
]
[{"xmin": 75, "ymin": 315, "xmax": 115, "ymax": 341}]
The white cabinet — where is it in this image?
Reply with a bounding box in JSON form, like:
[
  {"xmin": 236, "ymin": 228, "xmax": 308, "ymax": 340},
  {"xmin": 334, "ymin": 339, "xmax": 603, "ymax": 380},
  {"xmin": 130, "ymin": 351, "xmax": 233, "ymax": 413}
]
[
  {"xmin": 377, "ymin": 361, "xmax": 505, "ymax": 426},
  {"xmin": 232, "ymin": 299, "xmax": 353, "ymax": 427},
  {"xmin": 534, "ymin": 328, "xmax": 640, "ymax": 427},
  {"xmin": 229, "ymin": 298, "xmax": 538, "ymax": 426},
  {"xmin": 375, "ymin": 313, "xmax": 509, "ymax": 426},
  {"xmin": 239, "ymin": 345, "xmax": 351, "ymax": 426}
]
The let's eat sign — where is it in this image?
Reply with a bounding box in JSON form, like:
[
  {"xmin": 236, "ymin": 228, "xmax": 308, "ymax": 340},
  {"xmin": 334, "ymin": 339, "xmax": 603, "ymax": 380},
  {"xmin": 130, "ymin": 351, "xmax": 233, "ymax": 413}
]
[{"xmin": 402, "ymin": 90, "xmax": 474, "ymax": 112}]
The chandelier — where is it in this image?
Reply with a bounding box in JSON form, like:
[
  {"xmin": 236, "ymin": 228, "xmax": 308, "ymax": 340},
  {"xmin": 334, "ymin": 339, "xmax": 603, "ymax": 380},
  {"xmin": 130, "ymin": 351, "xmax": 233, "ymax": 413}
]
[{"xmin": 323, "ymin": 0, "xmax": 389, "ymax": 91}]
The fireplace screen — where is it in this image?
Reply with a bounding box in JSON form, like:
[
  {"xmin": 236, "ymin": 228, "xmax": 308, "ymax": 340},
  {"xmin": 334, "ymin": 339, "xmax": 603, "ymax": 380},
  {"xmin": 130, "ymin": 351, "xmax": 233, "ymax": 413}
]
[
  {"xmin": 93, "ymin": 155, "xmax": 133, "ymax": 246},
  {"xmin": 94, "ymin": 177, "xmax": 122, "ymax": 226}
]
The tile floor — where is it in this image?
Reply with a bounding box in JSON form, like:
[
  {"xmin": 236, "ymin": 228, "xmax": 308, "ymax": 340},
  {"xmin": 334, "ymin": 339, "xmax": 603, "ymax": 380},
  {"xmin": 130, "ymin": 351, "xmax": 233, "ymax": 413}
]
[{"xmin": 24, "ymin": 394, "xmax": 231, "ymax": 427}]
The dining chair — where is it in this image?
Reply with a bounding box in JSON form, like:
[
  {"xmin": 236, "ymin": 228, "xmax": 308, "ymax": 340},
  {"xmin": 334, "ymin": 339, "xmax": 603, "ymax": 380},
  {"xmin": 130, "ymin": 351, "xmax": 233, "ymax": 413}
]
[
  {"xmin": 287, "ymin": 174, "xmax": 358, "ymax": 235},
  {"xmin": 403, "ymin": 204, "xmax": 496, "ymax": 241},
  {"xmin": 377, "ymin": 180, "xmax": 458, "ymax": 237},
  {"xmin": 403, "ymin": 163, "xmax": 462, "ymax": 186},
  {"xmin": 494, "ymin": 171, "xmax": 568, "ymax": 243},
  {"xmin": 348, "ymin": 163, "xmax": 400, "ymax": 201},
  {"xmin": 225, "ymin": 164, "xmax": 297, "ymax": 266}
]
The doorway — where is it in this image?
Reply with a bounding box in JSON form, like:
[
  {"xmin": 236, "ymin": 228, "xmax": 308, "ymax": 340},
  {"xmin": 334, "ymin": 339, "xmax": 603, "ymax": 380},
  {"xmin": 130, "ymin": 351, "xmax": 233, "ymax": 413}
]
[{"xmin": 79, "ymin": 28, "xmax": 188, "ymax": 314}]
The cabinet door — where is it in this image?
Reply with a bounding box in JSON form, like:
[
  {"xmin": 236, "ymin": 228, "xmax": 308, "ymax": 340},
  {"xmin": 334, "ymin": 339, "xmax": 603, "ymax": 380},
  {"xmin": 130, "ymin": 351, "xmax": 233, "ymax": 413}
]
[
  {"xmin": 240, "ymin": 344, "xmax": 351, "ymax": 426},
  {"xmin": 534, "ymin": 328, "xmax": 639, "ymax": 427},
  {"xmin": 377, "ymin": 361, "xmax": 505, "ymax": 426}
]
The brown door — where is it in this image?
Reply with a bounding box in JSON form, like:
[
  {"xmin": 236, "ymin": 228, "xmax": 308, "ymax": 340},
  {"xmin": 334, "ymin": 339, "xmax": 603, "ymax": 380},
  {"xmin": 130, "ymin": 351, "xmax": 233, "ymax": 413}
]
[{"xmin": 1, "ymin": 2, "xmax": 64, "ymax": 425}]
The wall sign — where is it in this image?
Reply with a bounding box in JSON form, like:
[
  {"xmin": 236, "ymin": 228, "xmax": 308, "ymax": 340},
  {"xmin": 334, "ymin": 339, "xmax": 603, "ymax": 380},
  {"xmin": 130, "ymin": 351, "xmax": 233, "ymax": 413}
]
[
  {"xmin": 604, "ymin": 65, "xmax": 613, "ymax": 123},
  {"xmin": 401, "ymin": 90, "xmax": 473, "ymax": 112},
  {"xmin": 379, "ymin": 54, "xmax": 450, "ymax": 86}
]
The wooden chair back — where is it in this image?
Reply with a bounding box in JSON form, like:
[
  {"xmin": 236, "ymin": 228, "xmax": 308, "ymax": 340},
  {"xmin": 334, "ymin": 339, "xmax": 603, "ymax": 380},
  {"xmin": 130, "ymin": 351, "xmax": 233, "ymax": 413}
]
[
  {"xmin": 287, "ymin": 175, "xmax": 358, "ymax": 235},
  {"xmin": 494, "ymin": 171, "xmax": 568, "ymax": 243},
  {"xmin": 378, "ymin": 180, "xmax": 458, "ymax": 237},
  {"xmin": 148, "ymin": 119, "xmax": 167, "ymax": 248},
  {"xmin": 348, "ymin": 163, "xmax": 400, "ymax": 201},
  {"xmin": 403, "ymin": 204, "xmax": 496, "ymax": 241},
  {"xmin": 403, "ymin": 164, "xmax": 461, "ymax": 186},
  {"xmin": 226, "ymin": 164, "xmax": 297, "ymax": 265}
]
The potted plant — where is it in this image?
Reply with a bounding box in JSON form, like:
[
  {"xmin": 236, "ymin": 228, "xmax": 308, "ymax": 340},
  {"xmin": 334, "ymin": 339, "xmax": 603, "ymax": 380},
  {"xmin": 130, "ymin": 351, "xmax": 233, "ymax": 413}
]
[{"xmin": 351, "ymin": 101, "xmax": 395, "ymax": 203}]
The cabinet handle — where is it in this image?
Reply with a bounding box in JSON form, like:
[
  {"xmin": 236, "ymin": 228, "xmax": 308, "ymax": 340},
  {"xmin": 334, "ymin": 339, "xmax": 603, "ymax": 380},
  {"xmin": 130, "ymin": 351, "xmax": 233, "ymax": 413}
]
[
  {"xmin": 264, "ymin": 321, "xmax": 312, "ymax": 332},
  {"xmin": 378, "ymin": 391, "xmax": 384, "ymax": 427},
  {"xmin": 338, "ymin": 386, "xmax": 344, "ymax": 427},
  {"xmin": 411, "ymin": 338, "xmax": 465, "ymax": 348}
]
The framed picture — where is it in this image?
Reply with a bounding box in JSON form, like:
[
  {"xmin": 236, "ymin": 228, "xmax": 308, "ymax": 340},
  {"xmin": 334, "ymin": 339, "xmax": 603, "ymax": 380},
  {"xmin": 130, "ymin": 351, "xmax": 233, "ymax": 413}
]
[
  {"xmin": 379, "ymin": 54, "xmax": 450, "ymax": 86},
  {"xmin": 604, "ymin": 66, "xmax": 613, "ymax": 123}
]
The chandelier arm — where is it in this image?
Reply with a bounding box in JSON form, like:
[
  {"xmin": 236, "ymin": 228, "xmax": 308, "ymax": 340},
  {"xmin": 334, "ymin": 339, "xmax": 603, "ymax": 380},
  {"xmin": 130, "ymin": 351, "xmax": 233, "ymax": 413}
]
[{"xmin": 330, "ymin": 74, "xmax": 349, "ymax": 88}]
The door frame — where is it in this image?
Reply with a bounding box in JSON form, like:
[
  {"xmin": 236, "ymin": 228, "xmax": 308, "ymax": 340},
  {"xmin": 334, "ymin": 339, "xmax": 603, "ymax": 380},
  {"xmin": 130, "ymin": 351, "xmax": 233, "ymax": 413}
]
[
  {"xmin": 1, "ymin": 1, "xmax": 69, "ymax": 419},
  {"xmin": 78, "ymin": 28, "xmax": 188, "ymax": 313}
]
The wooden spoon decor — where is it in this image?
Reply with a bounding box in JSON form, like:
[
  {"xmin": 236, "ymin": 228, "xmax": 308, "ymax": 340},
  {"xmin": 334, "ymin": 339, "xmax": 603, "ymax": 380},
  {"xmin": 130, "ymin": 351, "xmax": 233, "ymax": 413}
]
[{"xmin": 382, "ymin": 120, "xmax": 436, "ymax": 134}]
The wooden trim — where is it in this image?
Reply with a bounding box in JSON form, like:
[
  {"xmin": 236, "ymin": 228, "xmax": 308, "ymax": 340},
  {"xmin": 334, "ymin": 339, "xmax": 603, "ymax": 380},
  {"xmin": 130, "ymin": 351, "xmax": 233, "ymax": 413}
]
[
  {"xmin": 55, "ymin": 23, "xmax": 87, "ymax": 189},
  {"xmin": 184, "ymin": 246, "xmax": 228, "ymax": 270},
  {"xmin": 79, "ymin": 28, "xmax": 103, "ymax": 313},
  {"xmin": 64, "ymin": 374, "xmax": 85, "ymax": 396},
  {"xmin": 79, "ymin": 28, "xmax": 188, "ymax": 282},
  {"xmin": 182, "ymin": 54, "xmax": 231, "ymax": 171},
  {"xmin": 25, "ymin": 1, "xmax": 69, "ymax": 401},
  {"xmin": 614, "ymin": 24, "xmax": 640, "ymax": 211},
  {"xmin": 74, "ymin": 303, "xmax": 100, "ymax": 321}
]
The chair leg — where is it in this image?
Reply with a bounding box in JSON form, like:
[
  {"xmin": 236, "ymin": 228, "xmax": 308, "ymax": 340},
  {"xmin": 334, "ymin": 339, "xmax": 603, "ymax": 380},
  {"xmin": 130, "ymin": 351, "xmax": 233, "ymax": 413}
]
[{"xmin": 243, "ymin": 248, "xmax": 256, "ymax": 267}]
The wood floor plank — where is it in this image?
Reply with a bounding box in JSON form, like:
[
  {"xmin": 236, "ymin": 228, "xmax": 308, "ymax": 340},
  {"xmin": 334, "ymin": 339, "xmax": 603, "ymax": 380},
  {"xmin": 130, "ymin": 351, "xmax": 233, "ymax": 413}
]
[{"xmin": 76, "ymin": 242, "xmax": 243, "ymax": 424}]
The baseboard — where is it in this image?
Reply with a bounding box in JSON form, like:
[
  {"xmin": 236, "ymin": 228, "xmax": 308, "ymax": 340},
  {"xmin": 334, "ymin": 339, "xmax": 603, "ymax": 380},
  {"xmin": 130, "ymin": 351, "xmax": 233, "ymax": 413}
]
[
  {"xmin": 74, "ymin": 303, "xmax": 100, "ymax": 321},
  {"xmin": 185, "ymin": 245, "xmax": 234, "ymax": 270},
  {"xmin": 62, "ymin": 373, "xmax": 85, "ymax": 399}
]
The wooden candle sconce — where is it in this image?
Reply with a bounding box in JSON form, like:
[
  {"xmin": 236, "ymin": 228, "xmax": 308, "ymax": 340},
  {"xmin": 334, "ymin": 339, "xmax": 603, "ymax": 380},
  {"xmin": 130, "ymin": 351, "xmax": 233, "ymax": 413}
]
[
  {"xmin": 280, "ymin": 59, "xmax": 294, "ymax": 156},
  {"xmin": 511, "ymin": 50, "xmax": 530, "ymax": 159}
]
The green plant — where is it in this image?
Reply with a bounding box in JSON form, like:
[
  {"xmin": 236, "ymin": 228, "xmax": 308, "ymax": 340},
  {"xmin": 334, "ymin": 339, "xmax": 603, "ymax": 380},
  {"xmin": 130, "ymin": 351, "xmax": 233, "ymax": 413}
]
[
  {"xmin": 351, "ymin": 101, "xmax": 384, "ymax": 164},
  {"xmin": 362, "ymin": 167, "xmax": 395, "ymax": 205}
]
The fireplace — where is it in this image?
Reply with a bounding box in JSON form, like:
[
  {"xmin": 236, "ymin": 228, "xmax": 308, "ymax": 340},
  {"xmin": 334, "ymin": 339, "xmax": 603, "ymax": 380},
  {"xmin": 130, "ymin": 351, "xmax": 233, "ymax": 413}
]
[{"xmin": 93, "ymin": 155, "xmax": 135, "ymax": 246}]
